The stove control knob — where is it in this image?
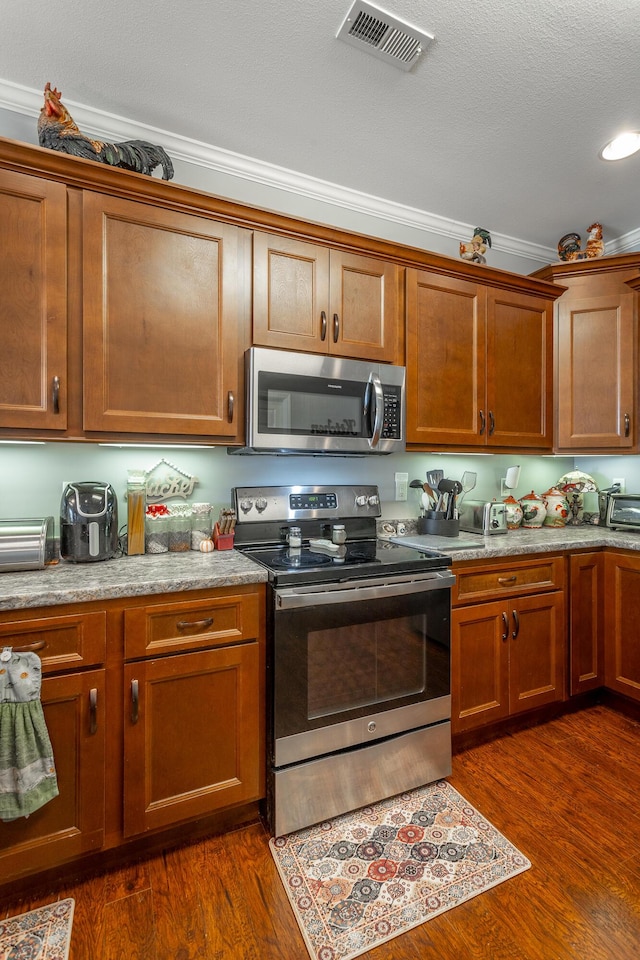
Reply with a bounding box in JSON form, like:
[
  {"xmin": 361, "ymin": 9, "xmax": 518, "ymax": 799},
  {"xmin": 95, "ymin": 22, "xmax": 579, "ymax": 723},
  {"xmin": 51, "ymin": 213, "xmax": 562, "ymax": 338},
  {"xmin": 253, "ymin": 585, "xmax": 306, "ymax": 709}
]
[
  {"xmin": 368, "ymin": 494, "xmax": 379, "ymax": 507},
  {"xmin": 355, "ymin": 495, "xmax": 368, "ymax": 507},
  {"xmin": 367, "ymin": 721, "xmax": 377, "ymax": 733},
  {"xmin": 239, "ymin": 498, "xmax": 253, "ymax": 514},
  {"xmin": 255, "ymin": 497, "xmax": 268, "ymax": 513}
]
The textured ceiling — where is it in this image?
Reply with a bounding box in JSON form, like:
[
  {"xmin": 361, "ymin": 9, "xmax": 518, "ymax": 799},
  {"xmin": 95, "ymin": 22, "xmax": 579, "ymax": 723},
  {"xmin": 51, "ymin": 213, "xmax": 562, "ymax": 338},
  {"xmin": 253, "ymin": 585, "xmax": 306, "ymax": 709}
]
[{"xmin": 2, "ymin": 0, "xmax": 640, "ymax": 250}]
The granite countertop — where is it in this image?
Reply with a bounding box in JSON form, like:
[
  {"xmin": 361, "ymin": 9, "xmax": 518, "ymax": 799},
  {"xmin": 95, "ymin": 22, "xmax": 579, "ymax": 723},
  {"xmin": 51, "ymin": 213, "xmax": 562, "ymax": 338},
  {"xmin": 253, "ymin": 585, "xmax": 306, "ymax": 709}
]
[
  {"xmin": 0, "ymin": 549, "xmax": 268, "ymax": 612},
  {"xmin": 3, "ymin": 524, "xmax": 640, "ymax": 612},
  {"xmin": 390, "ymin": 524, "xmax": 640, "ymax": 563}
]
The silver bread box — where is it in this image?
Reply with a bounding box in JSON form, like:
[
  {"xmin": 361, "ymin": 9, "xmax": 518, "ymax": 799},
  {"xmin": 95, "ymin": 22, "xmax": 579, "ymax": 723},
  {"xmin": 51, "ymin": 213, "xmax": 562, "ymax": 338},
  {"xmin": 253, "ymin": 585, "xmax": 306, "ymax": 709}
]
[
  {"xmin": 458, "ymin": 499, "xmax": 508, "ymax": 536},
  {"xmin": 606, "ymin": 494, "xmax": 640, "ymax": 531},
  {"xmin": 0, "ymin": 517, "xmax": 57, "ymax": 572}
]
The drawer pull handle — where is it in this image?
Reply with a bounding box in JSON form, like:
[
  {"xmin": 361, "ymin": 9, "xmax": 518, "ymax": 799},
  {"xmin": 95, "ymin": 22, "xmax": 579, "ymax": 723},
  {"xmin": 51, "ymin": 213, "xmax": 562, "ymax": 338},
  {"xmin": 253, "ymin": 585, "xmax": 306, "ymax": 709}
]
[
  {"xmin": 320, "ymin": 311, "xmax": 327, "ymax": 341},
  {"xmin": 131, "ymin": 679, "xmax": 139, "ymax": 724},
  {"xmin": 512, "ymin": 609, "xmax": 520, "ymax": 639},
  {"xmin": 13, "ymin": 639, "xmax": 46, "ymax": 653},
  {"xmin": 89, "ymin": 687, "xmax": 98, "ymax": 735},
  {"xmin": 497, "ymin": 576, "xmax": 517, "ymax": 585},
  {"xmin": 501, "ymin": 612, "xmax": 508, "ymax": 640},
  {"xmin": 176, "ymin": 617, "xmax": 214, "ymax": 631}
]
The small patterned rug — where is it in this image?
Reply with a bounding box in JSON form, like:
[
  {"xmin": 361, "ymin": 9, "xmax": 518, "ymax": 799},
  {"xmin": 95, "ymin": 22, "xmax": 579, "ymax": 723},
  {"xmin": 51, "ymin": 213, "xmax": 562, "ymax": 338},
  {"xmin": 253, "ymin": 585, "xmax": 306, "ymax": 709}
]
[
  {"xmin": 0, "ymin": 899, "xmax": 74, "ymax": 960},
  {"xmin": 270, "ymin": 781, "xmax": 530, "ymax": 960}
]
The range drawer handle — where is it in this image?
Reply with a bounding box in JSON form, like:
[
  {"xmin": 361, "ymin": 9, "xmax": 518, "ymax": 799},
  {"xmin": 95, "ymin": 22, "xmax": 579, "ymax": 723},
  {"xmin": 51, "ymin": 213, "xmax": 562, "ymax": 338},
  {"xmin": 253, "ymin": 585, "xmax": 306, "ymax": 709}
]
[
  {"xmin": 176, "ymin": 617, "xmax": 214, "ymax": 631},
  {"xmin": 497, "ymin": 575, "xmax": 517, "ymax": 585},
  {"xmin": 131, "ymin": 679, "xmax": 139, "ymax": 724},
  {"xmin": 89, "ymin": 687, "xmax": 98, "ymax": 735}
]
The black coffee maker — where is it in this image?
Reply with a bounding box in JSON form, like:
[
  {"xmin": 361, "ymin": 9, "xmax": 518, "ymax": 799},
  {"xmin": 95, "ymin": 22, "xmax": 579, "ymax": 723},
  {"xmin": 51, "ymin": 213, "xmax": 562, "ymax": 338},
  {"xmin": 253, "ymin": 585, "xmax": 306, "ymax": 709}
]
[{"xmin": 60, "ymin": 481, "xmax": 119, "ymax": 562}]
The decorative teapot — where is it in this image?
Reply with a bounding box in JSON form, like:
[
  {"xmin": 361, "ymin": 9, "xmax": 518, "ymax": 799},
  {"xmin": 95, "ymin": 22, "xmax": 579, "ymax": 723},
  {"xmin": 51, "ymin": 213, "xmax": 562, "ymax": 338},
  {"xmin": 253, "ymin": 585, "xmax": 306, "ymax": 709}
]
[
  {"xmin": 542, "ymin": 487, "xmax": 569, "ymax": 527},
  {"xmin": 518, "ymin": 490, "xmax": 546, "ymax": 528},
  {"xmin": 503, "ymin": 495, "xmax": 523, "ymax": 529}
]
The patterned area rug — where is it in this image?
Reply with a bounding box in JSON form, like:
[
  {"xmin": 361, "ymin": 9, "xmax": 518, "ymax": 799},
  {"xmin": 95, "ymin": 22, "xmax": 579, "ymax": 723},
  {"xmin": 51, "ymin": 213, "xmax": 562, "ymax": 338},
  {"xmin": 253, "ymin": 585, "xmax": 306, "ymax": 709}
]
[
  {"xmin": 270, "ymin": 781, "xmax": 530, "ymax": 960},
  {"xmin": 0, "ymin": 899, "xmax": 74, "ymax": 960}
]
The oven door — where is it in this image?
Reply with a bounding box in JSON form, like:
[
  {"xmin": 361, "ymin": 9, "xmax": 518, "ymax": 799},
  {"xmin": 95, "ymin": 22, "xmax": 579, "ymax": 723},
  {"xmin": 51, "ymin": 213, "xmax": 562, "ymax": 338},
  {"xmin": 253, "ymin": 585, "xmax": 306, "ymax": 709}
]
[{"xmin": 271, "ymin": 570, "xmax": 453, "ymax": 767}]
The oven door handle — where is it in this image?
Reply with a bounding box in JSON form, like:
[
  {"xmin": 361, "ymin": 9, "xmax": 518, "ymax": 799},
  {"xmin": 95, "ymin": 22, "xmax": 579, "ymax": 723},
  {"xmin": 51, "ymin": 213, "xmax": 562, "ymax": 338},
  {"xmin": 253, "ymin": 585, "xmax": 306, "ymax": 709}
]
[{"xmin": 275, "ymin": 570, "xmax": 455, "ymax": 609}]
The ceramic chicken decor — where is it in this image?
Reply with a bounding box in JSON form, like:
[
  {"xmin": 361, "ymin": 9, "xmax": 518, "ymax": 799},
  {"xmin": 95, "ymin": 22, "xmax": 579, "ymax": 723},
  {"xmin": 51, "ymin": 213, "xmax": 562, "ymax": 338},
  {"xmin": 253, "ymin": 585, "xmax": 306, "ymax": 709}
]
[
  {"xmin": 459, "ymin": 227, "xmax": 492, "ymax": 264},
  {"xmin": 37, "ymin": 83, "xmax": 174, "ymax": 180},
  {"xmin": 557, "ymin": 222, "xmax": 604, "ymax": 261}
]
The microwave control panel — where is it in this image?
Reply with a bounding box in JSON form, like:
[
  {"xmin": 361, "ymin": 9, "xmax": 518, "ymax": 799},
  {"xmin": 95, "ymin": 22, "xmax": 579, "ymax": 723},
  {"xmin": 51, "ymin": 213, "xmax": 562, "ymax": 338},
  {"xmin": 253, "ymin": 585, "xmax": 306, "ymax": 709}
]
[{"xmin": 381, "ymin": 385, "xmax": 402, "ymax": 438}]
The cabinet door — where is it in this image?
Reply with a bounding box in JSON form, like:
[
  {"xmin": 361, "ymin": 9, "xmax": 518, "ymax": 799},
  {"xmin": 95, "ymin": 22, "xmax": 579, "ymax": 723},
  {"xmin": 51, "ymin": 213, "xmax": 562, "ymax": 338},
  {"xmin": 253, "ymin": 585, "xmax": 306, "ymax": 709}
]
[
  {"xmin": 556, "ymin": 293, "xmax": 635, "ymax": 449},
  {"xmin": 406, "ymin": 269, "xmax": 486, "ymax": 446},
  {"xmin": 0, "ymin": 170, "xmax": 67, "ymax": 431},
  {"xmin": 604, "ymin": 552, "xmax": 640, "ymax": 700},
  {"xmin": 486, "ymin": 288, "xmax": 553, "ymax": 449},
  {"xmin": 508, "ymin": 591, "xmax": 565, "ymax": 713},
  {"xmin": 328, "ymin": 251, "xmax": 400, "ymax": 362},
  {"xmin": 123, "ymin": 643, "xmax": 262, "ymax": 836},
  {"xmin": 82, "ymin": 193, "xmax": 247, "ymax": 437},
  {"xmin": 252, "ymin": 233, "xmax": 330, "ymax": 353},
  {"xmin": 0, "ymin": 669, "xmax": 106, "ymax": 882},
  {"xmin": 452, "ymin": 599, "xmax": 509, "ymax": 734},
  {"xmin": 569, "ymin": 552, "xmax": 604, "ymax": 694}
]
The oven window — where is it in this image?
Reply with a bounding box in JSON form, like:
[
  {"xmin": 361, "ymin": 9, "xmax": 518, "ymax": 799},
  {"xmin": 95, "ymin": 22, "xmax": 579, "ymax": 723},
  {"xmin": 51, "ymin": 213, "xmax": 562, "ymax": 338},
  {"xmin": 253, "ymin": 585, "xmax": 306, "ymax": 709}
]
[{"xmin": 273, "ymin": 587, "xmax": 450, "ymax": 739}]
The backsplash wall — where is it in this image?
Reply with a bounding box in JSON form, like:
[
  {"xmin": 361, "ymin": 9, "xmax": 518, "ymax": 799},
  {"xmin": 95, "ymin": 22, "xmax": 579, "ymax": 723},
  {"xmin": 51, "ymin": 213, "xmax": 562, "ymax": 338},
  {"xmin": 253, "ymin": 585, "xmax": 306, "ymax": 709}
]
[{"xmin": 3, "ymin": 443, "xmax": 627, "ymax": 532}]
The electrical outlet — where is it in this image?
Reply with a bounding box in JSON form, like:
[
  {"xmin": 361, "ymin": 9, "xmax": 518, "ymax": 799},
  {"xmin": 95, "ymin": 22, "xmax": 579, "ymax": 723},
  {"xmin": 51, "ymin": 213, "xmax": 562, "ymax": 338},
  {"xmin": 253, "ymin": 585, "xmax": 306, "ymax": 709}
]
[
  {"xmin": 613, "ymin": 477, "xmax": 626, "ymax": 493},
  {"xmin": 394, "ymin": 472, "xmax": 408, "ymax": 501}
]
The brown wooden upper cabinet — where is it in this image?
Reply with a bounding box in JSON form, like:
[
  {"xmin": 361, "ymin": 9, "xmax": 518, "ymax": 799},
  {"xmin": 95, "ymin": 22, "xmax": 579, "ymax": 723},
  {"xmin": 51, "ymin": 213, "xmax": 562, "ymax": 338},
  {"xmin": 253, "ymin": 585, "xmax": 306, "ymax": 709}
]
[
  {"xmin": 0, "ymin": 169, "xmax": 68, "ymax": 431},
  {"xmin": 82, "ymin": 193, "xmax": 250, "ymax": 438},
  {"xmin": 532, "ymin": 254, "xmax": 640, "ymax": 452},
  {"xmin": 252, "ymin": 233, "xmax": 401, "ymax": 363},
  {"xmin": 406, "ymin": 269, "xmax": 554, "ymax": 449}
]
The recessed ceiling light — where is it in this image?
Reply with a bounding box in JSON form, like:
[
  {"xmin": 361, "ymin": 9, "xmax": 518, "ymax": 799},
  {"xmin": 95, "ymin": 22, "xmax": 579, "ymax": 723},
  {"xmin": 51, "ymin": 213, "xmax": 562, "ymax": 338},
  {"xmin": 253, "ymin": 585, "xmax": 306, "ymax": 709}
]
[{"xmin": 600, "ymin": 131, "xmax": 640, "ymax": 161}]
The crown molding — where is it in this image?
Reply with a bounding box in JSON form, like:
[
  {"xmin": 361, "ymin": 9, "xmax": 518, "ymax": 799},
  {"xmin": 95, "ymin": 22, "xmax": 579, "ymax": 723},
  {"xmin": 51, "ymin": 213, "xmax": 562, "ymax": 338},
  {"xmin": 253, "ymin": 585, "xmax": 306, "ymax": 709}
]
[{"xmin": 0, "ymin": 77, "xmax": 599, "ymax": 265}]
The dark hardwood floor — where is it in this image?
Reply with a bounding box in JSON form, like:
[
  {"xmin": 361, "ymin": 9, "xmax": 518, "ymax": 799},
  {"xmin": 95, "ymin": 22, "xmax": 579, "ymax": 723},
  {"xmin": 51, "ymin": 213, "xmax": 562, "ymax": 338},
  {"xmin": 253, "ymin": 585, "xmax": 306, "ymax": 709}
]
[{"xmin": 2, "ymin": 704, "xmax": 640, "ymax": 959}]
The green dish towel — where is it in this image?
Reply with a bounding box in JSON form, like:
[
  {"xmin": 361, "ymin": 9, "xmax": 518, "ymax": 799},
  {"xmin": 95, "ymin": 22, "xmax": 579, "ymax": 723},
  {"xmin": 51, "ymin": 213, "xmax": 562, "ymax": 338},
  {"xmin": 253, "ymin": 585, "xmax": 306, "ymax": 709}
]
[{"xmin": 0, "ymin": 650, "xmax": 59, "ymax": 822}]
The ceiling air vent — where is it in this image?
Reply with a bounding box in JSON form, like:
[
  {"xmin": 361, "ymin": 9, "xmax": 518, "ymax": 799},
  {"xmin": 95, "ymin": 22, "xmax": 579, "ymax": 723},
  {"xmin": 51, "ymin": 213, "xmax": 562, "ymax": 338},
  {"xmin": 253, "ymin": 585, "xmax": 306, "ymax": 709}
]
[{"xmin": 336, "ymin": 0, "xmax": 434, "ymax": 72}]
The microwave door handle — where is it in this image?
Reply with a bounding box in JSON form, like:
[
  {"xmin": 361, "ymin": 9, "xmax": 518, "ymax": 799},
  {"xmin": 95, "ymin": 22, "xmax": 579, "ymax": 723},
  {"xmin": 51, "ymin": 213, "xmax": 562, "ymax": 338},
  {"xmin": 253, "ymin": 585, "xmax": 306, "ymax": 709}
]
[{"xmin": 367, "ymin": 373, "xmax": 384, "ymax": 448}]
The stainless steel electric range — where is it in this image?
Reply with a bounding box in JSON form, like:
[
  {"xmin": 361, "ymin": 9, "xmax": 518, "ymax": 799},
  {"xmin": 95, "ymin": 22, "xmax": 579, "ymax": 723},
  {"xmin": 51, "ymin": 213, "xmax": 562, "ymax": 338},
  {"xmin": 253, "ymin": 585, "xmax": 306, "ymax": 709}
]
[{"xmin": 232, "ymin": 484, "xmax": 454, "ymax": 837}]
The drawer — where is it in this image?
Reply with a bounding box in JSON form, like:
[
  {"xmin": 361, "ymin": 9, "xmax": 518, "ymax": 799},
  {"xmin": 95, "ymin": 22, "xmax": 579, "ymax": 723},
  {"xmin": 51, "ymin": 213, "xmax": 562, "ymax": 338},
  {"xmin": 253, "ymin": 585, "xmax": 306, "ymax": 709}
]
[
  {"xmin": 124, "ymin": 590, "xmax": 261, "ymax": 659},
  {"xmin": 0, "ymin": 611, "xmax": 106, "ymax": 673},
  {"xmin": 452, "ymin": 556, "xmax": 565, "ymax": 606}
]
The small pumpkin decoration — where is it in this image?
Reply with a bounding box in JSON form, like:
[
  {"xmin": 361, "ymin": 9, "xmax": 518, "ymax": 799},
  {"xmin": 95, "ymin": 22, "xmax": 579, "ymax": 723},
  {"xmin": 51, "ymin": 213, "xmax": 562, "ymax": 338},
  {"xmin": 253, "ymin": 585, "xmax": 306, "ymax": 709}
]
[{"xmin": 199, "ymin": 538, "xmax": 215, "ymax": 553}]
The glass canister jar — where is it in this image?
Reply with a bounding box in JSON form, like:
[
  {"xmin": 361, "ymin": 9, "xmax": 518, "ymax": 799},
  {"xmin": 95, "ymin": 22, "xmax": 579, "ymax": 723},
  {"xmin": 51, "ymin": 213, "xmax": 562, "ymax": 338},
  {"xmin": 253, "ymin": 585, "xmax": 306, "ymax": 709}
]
[
  {"xmin": 145, "ymin": 515, "xmax": 170, "ymax": 553},
  {"xmin": 168, "ymin": 504, "xmax": 192, "ymax": 552},
  {"xmin": 191, "ymin": 503, "xmax": 212, "ymax": 550}
]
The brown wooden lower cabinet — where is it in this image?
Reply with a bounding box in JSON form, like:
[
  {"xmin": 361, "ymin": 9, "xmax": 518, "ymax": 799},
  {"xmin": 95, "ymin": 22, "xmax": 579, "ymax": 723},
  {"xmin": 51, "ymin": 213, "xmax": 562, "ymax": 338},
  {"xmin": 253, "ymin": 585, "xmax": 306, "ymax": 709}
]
[
  {"xmin": 0, "ymin": 584, "xmax": 265, "ymax": 886},
  {"xmin": 569, "ymin": 551, "xmax": 604, "ymax": 694},
  {"xmin": 0, "ymin": 669, "xmax": 106, "ymax": 880},
  {"xmin": 123, "ymin": 642, "xmax": 262, "ymax": 837},
  {"xmin": 604, "ymin": 551, "xmax": 640, "ymax": 700}
]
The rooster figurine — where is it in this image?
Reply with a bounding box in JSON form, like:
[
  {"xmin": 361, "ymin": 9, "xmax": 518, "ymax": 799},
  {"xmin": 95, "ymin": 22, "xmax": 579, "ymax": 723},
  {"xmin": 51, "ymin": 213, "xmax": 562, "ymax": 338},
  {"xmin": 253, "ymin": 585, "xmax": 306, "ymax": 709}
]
[
  {"xmin": 557, "ymin": 223, "xmax": 604, "ymax": 261},
  {"xmin": 38, "ymin": 83, "xmax": 174, "ymax": 180},
  {"xmin": 459, "ymin": 227, "xmax": 492, "ymax": 264}
]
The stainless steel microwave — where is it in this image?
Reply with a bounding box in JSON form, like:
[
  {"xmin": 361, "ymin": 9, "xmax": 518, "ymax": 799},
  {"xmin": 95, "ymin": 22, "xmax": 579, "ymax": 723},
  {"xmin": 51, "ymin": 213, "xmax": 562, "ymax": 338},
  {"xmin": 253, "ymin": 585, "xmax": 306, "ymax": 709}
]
[{"xmin": 231, "ymin": 347, "xmax": 406, "ymax": 455}]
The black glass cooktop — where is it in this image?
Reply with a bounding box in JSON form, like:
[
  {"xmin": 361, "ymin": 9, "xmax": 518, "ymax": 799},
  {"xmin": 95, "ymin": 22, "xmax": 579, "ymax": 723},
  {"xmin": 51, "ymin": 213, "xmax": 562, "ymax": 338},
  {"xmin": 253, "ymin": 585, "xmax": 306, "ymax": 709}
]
[{"xmin": 239, "ymin": 538, "xmax": 452, "ymax": 586}]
